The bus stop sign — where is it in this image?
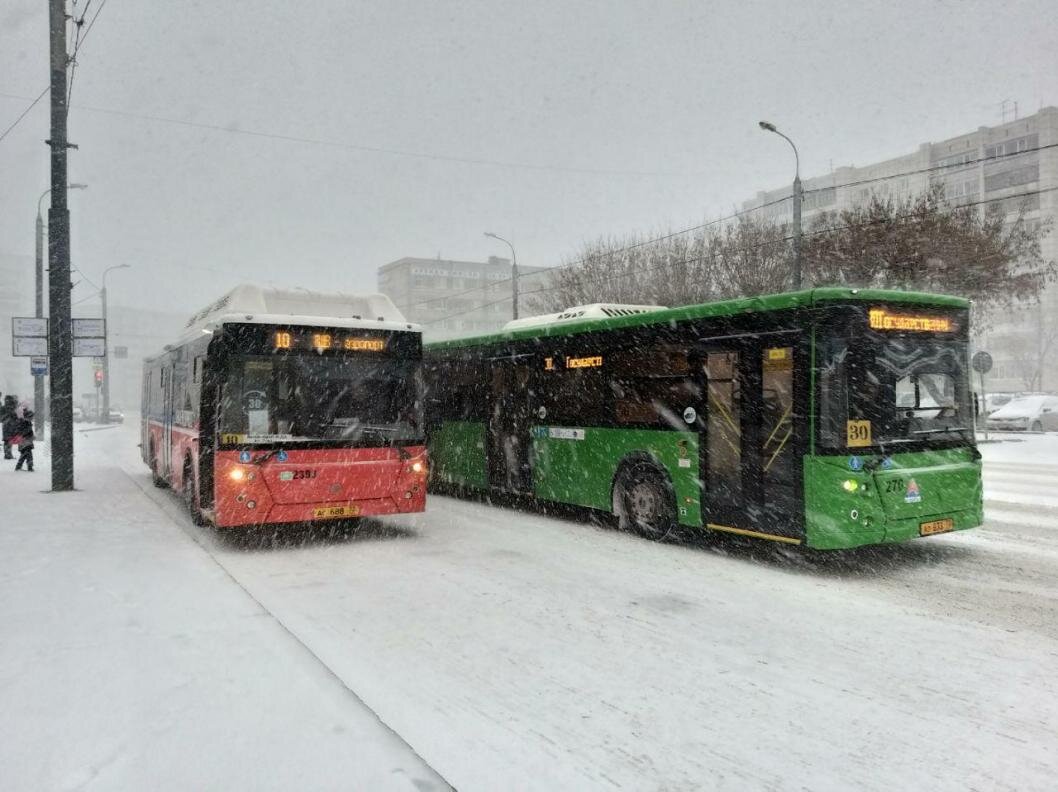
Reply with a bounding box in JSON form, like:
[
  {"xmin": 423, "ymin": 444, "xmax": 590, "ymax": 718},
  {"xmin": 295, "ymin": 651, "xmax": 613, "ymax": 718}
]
[{"xmin": 972, "ymin": 351, "xmax": 993, "ymax": 374}]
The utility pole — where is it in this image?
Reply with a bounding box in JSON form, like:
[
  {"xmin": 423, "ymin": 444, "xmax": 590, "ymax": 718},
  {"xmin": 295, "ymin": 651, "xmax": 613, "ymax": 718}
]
[
  {"xmin": 35, "ymin": 183, "xmax": 85, "ymax": 440},
  {"xmin": 48, "ymin": 0, "xmax": 74, "ymax": 491},
  {"xmin": 34, "ymin": 204, "xmax": 46, "ymax": 440}
]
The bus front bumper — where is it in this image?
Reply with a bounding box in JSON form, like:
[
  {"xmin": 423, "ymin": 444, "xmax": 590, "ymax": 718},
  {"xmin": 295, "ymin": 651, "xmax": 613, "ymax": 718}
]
[{"xmin": 213, "ymin": 490, "xmax": 426, "ymax": 528}]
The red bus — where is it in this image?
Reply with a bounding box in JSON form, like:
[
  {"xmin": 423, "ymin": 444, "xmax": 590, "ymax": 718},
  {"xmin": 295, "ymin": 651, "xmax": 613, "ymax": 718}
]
[{"xmin": 141, "ymin": 285, "xmax": 427, "ymax": 528}]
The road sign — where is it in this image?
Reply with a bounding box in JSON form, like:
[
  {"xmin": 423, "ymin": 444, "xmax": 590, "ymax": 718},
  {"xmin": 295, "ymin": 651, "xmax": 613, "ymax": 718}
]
[
  {"xmin": 72, "ymin": 318, "xmax": 106, "ymax": 338},
  {"xmin": 73, "ymin": 338, "xmax": 106, "ymax": 357},
  {"xmin": 113, "ymin": 345, "xmax": 128, "ymax": 359},
  {"xmin": 12, "ymin": 317, "xmax": 48, "ymax": 337},
  {"xmin": 13, "ymin": 336, "xmax": 48, "ymax": 356},
  {"xmin": 972, "ymin": 351, "xmax": 993, "ymax": 374},
  {"xmin": 30, "ymin": 356, "xmax": 48, "ymax": 376}
]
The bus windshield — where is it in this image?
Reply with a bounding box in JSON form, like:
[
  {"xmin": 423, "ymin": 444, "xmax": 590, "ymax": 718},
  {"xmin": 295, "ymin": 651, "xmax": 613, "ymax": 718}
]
[
  {"xmin": 818, "ymin": 333, "xmax": 972, "ymax": 449},
  {"xmin": 218, "ymin": 354, "xmax": 422, "ymax": 444}
]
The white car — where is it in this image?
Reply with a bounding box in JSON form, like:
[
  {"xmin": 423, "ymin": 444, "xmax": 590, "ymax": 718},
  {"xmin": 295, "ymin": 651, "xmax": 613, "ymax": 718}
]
[
  {"xmin": 986, "ymin": 395, "xmax": 1058, "ymax": 432},
  {"xmin": 72, "ymin": 405, "xmax": 84, "ymax": 423},
  {"xmin": 983, "ymin": 393, "xmax": 1015, "ymax": 415}
]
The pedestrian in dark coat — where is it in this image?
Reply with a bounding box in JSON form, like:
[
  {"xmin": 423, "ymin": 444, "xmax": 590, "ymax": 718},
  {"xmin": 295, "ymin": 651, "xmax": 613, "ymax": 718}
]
[
  {"xmin": 13, "ymin": 411, "xmax": 35, "ymax": 472},
  {"xmin": 1, "ymin": 395, "xmax": 18, "ymax": 460}
]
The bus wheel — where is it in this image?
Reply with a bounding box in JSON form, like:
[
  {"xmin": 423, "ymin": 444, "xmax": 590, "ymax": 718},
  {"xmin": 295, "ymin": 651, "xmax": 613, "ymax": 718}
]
[
  {"xmin": 613, "ymin": 465, "xmax": 677, "ymax": 541},
  {"xmin": 183, "ymin": 462, "xmax": 206, "ymax": 526}
]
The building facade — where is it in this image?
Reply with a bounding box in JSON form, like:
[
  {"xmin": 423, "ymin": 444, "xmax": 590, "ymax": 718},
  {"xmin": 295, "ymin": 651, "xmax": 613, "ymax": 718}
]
[
  {"xmin": 742, "ymin": 106, "xmax": 1058, "ymax": 392},
  {"xmin": 378, "ymin": 255, "xmax": 552, "ymax": 340}
]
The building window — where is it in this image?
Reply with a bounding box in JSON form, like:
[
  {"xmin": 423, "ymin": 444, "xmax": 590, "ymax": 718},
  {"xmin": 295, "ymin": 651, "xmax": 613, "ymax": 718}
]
[{"xmin": 984, "ymin": 164, "xmax": 1039, "ymax": 193}]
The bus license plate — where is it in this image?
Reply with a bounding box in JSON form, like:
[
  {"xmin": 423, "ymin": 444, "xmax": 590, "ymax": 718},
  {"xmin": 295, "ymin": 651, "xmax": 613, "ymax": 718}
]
[
  {"xmin": 313, "ymin": 505, "xmax": 360, "ymax": 520},
  {"xmin": 920, "ymin": 518, "xmax": 954, "ymax": 536}
]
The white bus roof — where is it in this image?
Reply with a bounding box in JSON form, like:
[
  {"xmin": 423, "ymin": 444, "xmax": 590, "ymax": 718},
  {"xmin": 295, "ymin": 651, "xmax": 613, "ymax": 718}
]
[
  {"xmin": 503, "ymin": 303, "xmax": 667, "ymax": 331},
  {"xmin": 182, "ymin": 284, "xmax": 418, "ymax": 336}
]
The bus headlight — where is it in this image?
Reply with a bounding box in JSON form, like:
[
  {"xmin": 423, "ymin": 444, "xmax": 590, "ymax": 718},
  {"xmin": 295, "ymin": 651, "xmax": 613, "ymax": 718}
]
[
  {"xmin": 229, "ymin": 468, "xmax": 246, "ymax": 481},
  {"xmin": 409, "ymin": 461, "xmax": 425, "ymax": 474},
  {"xmin": 842, "ymin": 479, "xmax": 859, "ymax": 493}
]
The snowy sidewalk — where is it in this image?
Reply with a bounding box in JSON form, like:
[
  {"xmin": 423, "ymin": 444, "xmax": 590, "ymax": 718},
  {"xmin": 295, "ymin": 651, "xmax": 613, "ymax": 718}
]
[{"xmin": 0, "ymin": 453, "xmax": 449, "ymax": 792}]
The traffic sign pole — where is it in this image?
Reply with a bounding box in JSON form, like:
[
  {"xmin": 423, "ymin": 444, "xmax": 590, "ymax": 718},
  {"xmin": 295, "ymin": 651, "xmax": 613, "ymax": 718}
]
[{"xmin": 972, "ymin": 351, "xmax": 993, "ymax": 442}]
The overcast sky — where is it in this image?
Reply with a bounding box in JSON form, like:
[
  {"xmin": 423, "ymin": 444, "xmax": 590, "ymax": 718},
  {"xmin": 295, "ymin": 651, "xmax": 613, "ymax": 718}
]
[{"xmin": 2, "ymin": 0, "xmax": 1056, "ymax": 317}]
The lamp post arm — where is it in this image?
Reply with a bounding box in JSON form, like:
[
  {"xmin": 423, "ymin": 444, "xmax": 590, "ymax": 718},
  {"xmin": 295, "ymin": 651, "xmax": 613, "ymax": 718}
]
[
  {"xmin": 772, "ymin": 130, "xmax": 800, "ymax": 179},
  {"xmin": 37, "ymin": 188, "xmax": 52, "ymax": 219}
]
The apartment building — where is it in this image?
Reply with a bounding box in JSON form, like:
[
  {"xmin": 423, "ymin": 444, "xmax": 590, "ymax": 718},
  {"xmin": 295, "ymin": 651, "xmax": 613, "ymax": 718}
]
[{"xmin": 378, "ymin": 255, "xmax": 552, "ymax": 340}]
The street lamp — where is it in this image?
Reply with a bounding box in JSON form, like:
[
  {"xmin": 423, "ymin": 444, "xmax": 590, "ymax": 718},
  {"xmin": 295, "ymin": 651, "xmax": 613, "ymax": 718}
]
[
  {"xmin": 758, "ymin": 120, "xmax": 803, "ymax": 289},
  {"xmin": 484, "ymin": 232, "xmax": 519, "ymax": 320},
  {"xmin": 100, "ymin": 264, "xmax": 131, "ymax": 423},
  {"xmin": 34, "ymin": 182, "xmax": 87, "ymax": 436}
]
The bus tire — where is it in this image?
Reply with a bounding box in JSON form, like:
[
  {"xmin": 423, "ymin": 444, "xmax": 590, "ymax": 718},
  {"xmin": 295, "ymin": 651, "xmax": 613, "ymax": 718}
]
[
  {"xmin": 150, "ymin": 442, "xmax": 167, "ymax": 488},
  {"xmin": 183, "ymin": 460, "xmax": 206, "ymax": 526},
  {"xmin": 612, "ymin": 462, "xmax": 677, "ymax": 541}
]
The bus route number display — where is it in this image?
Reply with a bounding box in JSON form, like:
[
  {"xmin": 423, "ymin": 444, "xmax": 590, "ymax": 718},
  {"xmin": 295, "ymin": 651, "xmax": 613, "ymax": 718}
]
[
  {"xmin": 275, "ymin": 331, "xmax": 385, "ymax": 352},
  {"xmin": 847, "ymin": 420, "xmax": 872, "ymax": 448}
]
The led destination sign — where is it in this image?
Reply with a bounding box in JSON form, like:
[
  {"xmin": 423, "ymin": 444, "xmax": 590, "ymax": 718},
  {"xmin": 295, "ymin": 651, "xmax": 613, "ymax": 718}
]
[
  {"xmin": 544, "ymin": 355, "xmax": 604, "ymax": 370},
  {"xmin": 274, "ymin": 331, "xmax": 387, "ymax": 352},
  {"xmin": 868, "ymin": 309, "xmax": 954, "ymax": 333}
]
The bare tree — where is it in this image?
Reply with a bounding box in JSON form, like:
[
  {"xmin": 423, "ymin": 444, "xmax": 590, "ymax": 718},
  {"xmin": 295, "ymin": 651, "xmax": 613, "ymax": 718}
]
[
  {"xmin": 803, "ymin": 185, "xmax": 1054, "ymax": 324},
  {"xmin": 533, "ymin": 184, "xmax": 1053, "ymax": 323}
]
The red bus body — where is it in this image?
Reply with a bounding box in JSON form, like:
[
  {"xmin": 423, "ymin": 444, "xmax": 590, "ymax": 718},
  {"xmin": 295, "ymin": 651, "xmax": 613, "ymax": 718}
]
[{"xmin": 141, "ymin": 287, "xmax": 426, "ymax": 528}]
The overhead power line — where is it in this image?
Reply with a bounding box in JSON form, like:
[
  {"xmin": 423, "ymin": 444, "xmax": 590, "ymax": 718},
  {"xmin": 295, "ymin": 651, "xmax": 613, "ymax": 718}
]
[
  {"xmin": 407, "ymin": 194, "xmax": 796, "ymax": 313},
  {"xmin": 0, "ymin": 91, "xmax": 693, "ymax": 177},
  {"xmin": 413, "ymin": 142, "xmax": 1058, "ymax": 314},
  {"xmin": 425, "ymin": 185, "xmax": 1058, "ymax": 325},
  {"xmin": 0, "ymin": 87, "xmax": 49, "ymax": 143},
  {"xmin": 798, "ymin": 142, "xmax": 1058, "ymax": 197},
  {"xmin": 1, "ymin": 0, "xmax": 109, "ymax": 139}
]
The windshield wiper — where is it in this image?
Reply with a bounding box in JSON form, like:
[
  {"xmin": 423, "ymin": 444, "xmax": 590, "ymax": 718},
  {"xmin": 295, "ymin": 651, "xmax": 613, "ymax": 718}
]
[{"xmin": 912, "ymin": 426, "xmax": 969, "ymax": 436}]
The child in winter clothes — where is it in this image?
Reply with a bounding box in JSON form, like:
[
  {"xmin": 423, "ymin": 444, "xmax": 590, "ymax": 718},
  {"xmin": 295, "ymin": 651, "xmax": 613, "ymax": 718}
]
[{"xmin": 13, "ymin": 410, "xmax": 34, "ymax": 472}]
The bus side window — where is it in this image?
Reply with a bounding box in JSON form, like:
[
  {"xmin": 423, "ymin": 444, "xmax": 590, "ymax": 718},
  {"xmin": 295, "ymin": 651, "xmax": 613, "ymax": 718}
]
[{"xmin": 608, "ymin": 343, "xmax": 695, "ymax": 429}]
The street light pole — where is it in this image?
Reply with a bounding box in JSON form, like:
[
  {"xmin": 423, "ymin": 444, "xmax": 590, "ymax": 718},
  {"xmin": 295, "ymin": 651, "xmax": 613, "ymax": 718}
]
[
  {"xmin": 35, "ymin": 183, "xmax": 87, "ymax": 438},
  {"xmin": 100, "ymin": 264, "xmax": 131, "ymax": 424},
  {"xmin": 759, "ymin": 120, "xmax": 803, "ymax": 290},
  {"xmin": 484, "ymin": 232, "xmax": 519, "ymax": 320}
]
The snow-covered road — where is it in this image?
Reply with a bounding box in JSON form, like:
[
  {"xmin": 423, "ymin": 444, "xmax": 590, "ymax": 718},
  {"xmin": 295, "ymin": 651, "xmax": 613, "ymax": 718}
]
[{"xmin": 4, "ymin": 422, "xmax": 1057, "ymax": 791}]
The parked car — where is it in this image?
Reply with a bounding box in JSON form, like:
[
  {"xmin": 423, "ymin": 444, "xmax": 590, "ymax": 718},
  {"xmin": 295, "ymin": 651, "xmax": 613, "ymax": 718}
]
[
  {"xmin": 983, "ymin": 393, "xmax": 1016, "ymax": 415},
  {"xmin": 72, "ymin": 405, "xmax": 84, "ymax": 422},
  {"xmin": 986, "ymin": 395, "xmax": 1058, "ymax": 432},
  {"xmin": 107, "ymin": 408, "xmax": 125, "ymax": 424}
]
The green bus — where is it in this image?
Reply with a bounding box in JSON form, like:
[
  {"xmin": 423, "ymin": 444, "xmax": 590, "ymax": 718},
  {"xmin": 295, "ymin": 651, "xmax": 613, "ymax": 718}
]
[{"xmin": 423, "ymin": 288, "xmax": 982, "ymax": 550}]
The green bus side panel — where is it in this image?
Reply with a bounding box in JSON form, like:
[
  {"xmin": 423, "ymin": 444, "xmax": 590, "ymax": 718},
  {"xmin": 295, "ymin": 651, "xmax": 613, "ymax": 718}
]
[
  {"xmin": 431, "ymin": 421, "xmax": 488, "ymax": 489},
  {"xmin": 804, "ymin": 448, "xmax": 983, "ymax": 550},
  {"xmin": 531, "ymin": 427, "xmax": 701, "ymax": 527}
]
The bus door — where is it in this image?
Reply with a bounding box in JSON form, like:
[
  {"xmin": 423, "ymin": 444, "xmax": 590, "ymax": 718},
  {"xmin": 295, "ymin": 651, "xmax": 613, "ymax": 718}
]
[
  {"xmin": 161, "ymin": 363, "xmax": 176, "ymax": 477},
  {"xmin": 487, "ymin": 354, "xmax": 535, "ymax": 493},
  {"xmin": 699, "ymin": 334, "xmax": 802, "ymax": 539}
]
